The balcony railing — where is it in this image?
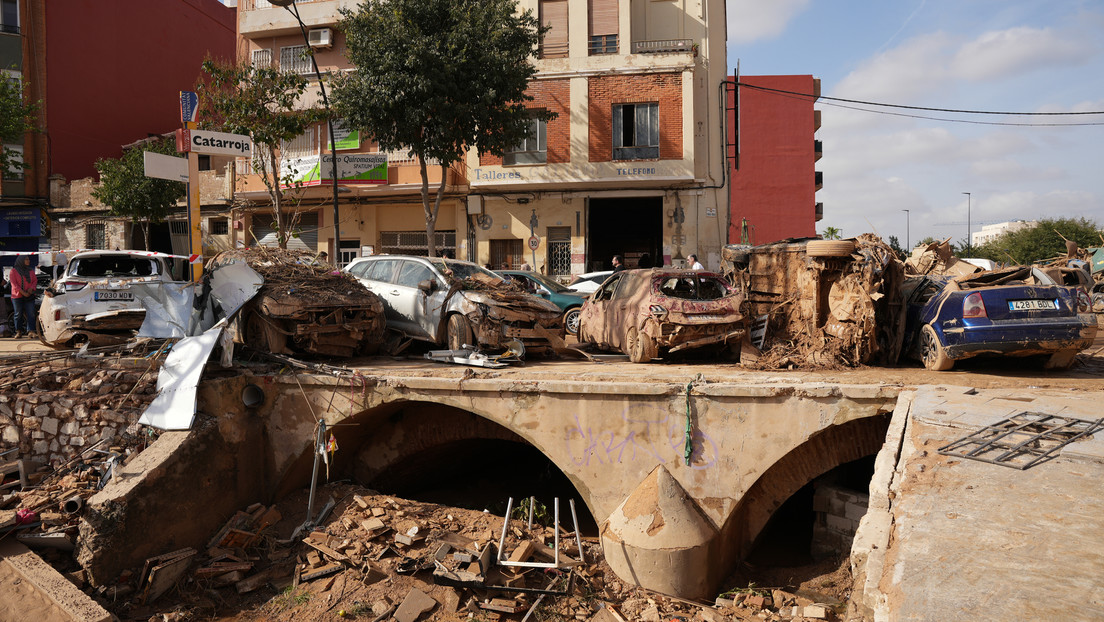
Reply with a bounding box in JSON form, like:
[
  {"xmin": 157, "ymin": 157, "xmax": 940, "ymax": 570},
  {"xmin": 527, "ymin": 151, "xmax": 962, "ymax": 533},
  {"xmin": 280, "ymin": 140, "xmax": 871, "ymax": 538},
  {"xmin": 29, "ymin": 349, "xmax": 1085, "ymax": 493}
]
[
  {"xmin": 632, "ymin": 39, "xmax": 693, "ymax": 54},
  {"xmin": 815, "ymin": 171, "xmax": 823, "ymax": 190},
  {"xmin": 589, "ymin": 35, "xmax": 618, "ymax": 56}
]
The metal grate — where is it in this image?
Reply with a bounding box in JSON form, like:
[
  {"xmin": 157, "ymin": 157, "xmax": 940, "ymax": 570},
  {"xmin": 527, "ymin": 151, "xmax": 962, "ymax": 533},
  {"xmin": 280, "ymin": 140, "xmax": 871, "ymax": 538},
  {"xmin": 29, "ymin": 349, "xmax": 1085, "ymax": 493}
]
[
  {"xmin": 379, "ymin": 230, "xmax": 455, "ymax": 257},
  {"xmin": 938, "ymin": 411, "xmax": 1104, "ymax": 470}
]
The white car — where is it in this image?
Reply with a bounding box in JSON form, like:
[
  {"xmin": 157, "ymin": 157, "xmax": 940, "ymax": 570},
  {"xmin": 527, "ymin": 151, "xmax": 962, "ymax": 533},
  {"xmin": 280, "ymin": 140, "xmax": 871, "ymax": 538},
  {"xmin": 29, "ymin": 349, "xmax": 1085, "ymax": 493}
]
[
  {"xmin": 38, "ymin": 251, "xmax": 186, "ymax": 348},
  {"xmin": 566, "ymin": 270, "xmax": 614, "ymax": 294}
]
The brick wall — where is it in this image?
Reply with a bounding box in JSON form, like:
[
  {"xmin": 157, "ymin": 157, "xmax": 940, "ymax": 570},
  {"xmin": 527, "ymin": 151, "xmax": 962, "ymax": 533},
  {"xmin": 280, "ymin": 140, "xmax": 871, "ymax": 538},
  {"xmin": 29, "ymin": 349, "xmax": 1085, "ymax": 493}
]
[
  {"xmin": 480, "ymin": 79, "xmax": 571, "ymax": 166},
  {"xmin": 811, "ymin": 483, "xmax": 869, "ymax": 557},
  {"xmin": 588, "ymin": 73, "xmax": 683, "ymax": 163}
]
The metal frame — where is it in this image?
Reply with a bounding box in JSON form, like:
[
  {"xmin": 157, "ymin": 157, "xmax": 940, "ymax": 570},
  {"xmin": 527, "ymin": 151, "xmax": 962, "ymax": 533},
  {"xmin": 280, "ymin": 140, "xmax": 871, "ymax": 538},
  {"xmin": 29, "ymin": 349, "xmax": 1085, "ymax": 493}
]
[{"xmin": 938, "ymin": 411, "xmax": 1104, "ymax": 470}]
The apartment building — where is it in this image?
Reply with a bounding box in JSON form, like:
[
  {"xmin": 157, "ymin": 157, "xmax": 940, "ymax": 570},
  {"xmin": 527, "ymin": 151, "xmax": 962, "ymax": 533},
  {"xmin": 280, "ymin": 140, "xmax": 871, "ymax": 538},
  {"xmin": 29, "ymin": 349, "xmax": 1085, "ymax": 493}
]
[
  {"xmin": 727, "ymin": 75, "xmax": 822, "ymax": 246},
  {"xmin": 233, "ymin": 0, "xmax": 728, "ymax": 276},
  {"xmin": 1, "ymin": 0, "xmax": 235, "ymax": 263}
]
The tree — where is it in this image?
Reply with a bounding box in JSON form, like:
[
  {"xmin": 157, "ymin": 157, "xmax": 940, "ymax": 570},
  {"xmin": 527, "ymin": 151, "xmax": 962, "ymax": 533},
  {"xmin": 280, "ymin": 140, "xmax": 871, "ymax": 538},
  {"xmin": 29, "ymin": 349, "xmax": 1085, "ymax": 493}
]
[
  {"xmin": 92, "ymin": 138, "xmax": 185, "ymax": 250},
  {"xmin": 820, "ymin": 226, "xmax": 842, "ymax": 240},
  {"xmin": 971, "ymin": 218, "xmax": 1102, "ymax": 265},
  {"xmin": 333, "ymin": 0, "xmax": 550, "ymax": 257},
  {"xmin": 887, "ymin": 235, "xmax": 904, "ymax": 259},
  {"xmin": 197, "ymin": 59, "xmax": 327, "ymax": 249},
  {"xmin": 0, "ymin": 71, "xmax": 38, "ymax": 180}
]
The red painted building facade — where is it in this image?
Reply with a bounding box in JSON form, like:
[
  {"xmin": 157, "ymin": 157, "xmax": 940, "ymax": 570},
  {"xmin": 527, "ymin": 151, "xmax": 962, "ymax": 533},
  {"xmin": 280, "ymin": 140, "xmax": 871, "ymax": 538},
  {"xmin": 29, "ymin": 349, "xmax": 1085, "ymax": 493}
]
[{"xmin": 728, "ymin": 74, "xmax": 822, "ymax": 245}]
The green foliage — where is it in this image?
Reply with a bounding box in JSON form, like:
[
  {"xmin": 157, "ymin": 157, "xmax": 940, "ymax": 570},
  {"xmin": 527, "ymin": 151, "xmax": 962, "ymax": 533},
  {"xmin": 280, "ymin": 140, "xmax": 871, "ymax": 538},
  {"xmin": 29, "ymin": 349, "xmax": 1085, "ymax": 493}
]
[
  {"xmin": 92, "ymin": 138, "xmax": 185, "ymax": 250},
  {"xmin": 970, "ymin": 218, "xmax": 1102, "ymax": 265},
  {"xmin": 512, "ymin": 497, "xmax": 551, "ymax": 526},
  {"xmin": 333, "ymin": 0, "xmax": 548, "ymax": 256},
  {"xmin": 820, "ymin": 226, "xmax": 842, "ymax": 240},
  {"xmin": 197, "ymin": 58, "xmax": 328, "ymax": 249},
  {"xmin": 887, "ymin": 235, "xmax": 904, "ymax": 258},
  {"xmin": 0, "ymin": 71, "xmax": 39, "ymax": 177}
]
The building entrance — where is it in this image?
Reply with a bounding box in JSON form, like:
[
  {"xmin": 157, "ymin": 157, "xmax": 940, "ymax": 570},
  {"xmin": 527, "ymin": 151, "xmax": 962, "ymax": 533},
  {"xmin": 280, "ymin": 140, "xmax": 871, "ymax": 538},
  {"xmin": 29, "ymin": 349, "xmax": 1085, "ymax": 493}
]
[{"xmin": 587, "ymin": 197, "xmax": 663, "ymax": 271}]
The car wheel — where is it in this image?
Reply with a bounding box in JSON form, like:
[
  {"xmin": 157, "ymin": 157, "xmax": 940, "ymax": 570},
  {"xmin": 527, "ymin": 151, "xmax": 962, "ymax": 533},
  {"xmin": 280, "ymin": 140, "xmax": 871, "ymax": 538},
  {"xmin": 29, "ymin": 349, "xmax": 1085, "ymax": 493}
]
[
  {"xmin": 919, "ymin": 324, "xmax": 953, "ymax": 371},
  {"xmin": 806, "ymin": 240, "xmax": 856, "ymax": 258},
  {"xmin": 446, "ymin": 314, "xmax": 474, "ymax": 351},
  {"xmin": 563, "ymin": 308, "xmax": 581, "ymax": 336},
  {"xmin": 626, "ymin": 327, "xmax": 657, "ymax": 363}
]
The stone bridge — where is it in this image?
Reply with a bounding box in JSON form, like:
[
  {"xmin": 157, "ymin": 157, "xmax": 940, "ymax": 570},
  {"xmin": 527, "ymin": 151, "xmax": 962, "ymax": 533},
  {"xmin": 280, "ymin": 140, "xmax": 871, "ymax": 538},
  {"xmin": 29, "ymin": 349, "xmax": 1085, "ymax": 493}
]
[{"xmin": 81, "ymin": 362, "xmax": 899, "ymax": 599}]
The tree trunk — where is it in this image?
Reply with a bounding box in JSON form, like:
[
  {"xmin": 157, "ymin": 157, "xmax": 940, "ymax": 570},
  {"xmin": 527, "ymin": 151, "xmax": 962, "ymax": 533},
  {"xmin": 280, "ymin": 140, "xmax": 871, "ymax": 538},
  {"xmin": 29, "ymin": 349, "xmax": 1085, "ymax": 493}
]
[
  {"xmin": 143, "ymin": 221, "xmax": 151, "ymax": 251},
  {"xmin": 270, "ymin": 149, "xmax": 286, "ymax": 249},
  {"xmin": 419, "ymin": 159, "xmax": 435, "ymax": 258}
]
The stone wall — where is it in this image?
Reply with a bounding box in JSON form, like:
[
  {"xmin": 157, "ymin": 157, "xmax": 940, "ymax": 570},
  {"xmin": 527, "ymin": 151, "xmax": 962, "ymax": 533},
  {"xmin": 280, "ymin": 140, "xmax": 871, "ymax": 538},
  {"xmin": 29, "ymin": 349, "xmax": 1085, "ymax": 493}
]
[
  {"xmin": 0, "ymin": 361, "xmax": 158, "ymax": 468},
  {"xmin": 812, "ymin": 483, "xmax": 869, "ymax": 557}
]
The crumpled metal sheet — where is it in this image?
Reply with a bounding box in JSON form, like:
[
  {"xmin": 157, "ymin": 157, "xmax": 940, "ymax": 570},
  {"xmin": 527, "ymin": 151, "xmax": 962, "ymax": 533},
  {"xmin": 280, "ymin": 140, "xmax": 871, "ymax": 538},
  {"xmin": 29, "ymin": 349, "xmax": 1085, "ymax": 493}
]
[
  {"xmin": 135, "ymin": 281, "xmax": 195, "ymax": 339},
  {"xmin": 193, "ymin": 260, "xmax": 265, "ymax": 334},
  {"xmin": 138, "ymin": 325, "xmax": 224, "ymax": 431}
]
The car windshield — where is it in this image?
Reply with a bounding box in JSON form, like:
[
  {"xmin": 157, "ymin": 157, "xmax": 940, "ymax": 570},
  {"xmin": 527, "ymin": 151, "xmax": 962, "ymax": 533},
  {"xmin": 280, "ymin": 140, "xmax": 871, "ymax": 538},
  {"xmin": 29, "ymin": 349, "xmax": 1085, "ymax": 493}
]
[
  {"xmin": 71, "ymin": 255, "xmax": 159, "ymax": 278},
  {"xmin": 656, "ymin": 274, "xmax": 731, "ymax": 300},
  {"xmin": 430, "ymin": 259, "xmax": 504, "ymax": 284},
  {"xmin": 522, "ymin": 272, "xmax": 570, "ymax": 293}
]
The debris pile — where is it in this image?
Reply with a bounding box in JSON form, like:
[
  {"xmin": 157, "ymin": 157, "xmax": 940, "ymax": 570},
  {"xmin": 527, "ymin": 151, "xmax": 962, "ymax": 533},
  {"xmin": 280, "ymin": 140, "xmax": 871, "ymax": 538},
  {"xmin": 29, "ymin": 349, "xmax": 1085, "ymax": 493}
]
[
  {"xmin": 210, "ymin": 248, "xmax": 386, "ymax": 358},
  {"xmin": 903, "ymin": 238, "xmax": 980, "ymax": 277}
]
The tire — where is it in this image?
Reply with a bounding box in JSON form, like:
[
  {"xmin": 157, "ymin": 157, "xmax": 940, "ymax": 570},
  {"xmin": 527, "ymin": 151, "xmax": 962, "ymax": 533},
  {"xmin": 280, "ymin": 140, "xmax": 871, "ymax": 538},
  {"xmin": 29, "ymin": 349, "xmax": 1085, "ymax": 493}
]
[
  {"xmin": 806, "ymin": 240, "xmax": 856, "ymax": 258},
  {"xmin": 919, "ymin": 324, "xmax": 953, "ymax": 371},
  {"xmin": 563, "ymin": 307, "xmax": 581, "ymax": 336},
  {"xmin": 626, "ymin": 327, "xmax": 657, "ymax": 363},
  {"xmin": 446, "ymin": 314, "xmax": 474, "ymax": 351}
]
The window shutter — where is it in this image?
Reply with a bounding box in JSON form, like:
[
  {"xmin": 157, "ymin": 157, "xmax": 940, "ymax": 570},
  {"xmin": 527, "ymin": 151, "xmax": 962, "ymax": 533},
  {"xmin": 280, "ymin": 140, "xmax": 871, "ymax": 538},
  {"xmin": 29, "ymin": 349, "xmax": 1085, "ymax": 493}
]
[
  {"xmin": 612, "ymin": 105, "xmax": 624, "ymax": 148},
  {"xmin": 588, "ymin": 0, "xmax": 618, "ymax": 37},
  {"xmin": 540, "ymin": 0, "xmax": 569, "ymax": 58}
]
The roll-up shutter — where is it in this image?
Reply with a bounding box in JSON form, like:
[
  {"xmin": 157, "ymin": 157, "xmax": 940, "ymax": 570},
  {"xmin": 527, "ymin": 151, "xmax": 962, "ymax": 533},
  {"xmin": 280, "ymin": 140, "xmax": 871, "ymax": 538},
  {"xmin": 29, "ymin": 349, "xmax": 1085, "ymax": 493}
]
[
  {"xmin": 250, "ymin": 211, "xmax": 319, "ymax": 252},
  {"xmin": 589, "ymin": 0, "xmax": 618, "ymax": 36},
  {"xmin": 540, "ymin": 0, "xmax": 568, "ymax": 58}
]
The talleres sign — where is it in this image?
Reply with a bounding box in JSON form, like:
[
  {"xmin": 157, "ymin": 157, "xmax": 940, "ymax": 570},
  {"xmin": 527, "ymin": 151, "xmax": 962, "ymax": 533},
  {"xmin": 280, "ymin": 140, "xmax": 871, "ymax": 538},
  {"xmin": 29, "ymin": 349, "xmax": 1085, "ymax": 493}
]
[{"xmin": 176, "ymin": 129, "xmax": 252, "ymax": 158}]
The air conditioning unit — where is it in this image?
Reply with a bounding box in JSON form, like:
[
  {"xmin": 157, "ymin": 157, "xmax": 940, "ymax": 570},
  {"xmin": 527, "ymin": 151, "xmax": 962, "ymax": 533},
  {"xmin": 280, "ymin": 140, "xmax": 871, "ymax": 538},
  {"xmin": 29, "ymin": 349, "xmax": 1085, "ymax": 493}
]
[{"xmin": 308, "ymin": 28, "xmax": 332, "ymax": 48}]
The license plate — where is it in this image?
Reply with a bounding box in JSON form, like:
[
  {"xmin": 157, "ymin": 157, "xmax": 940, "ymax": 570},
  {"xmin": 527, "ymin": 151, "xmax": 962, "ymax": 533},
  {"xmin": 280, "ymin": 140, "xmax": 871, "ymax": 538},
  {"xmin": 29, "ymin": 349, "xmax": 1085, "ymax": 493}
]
[
  {"xmin": 94, "ymin": 291, "xmax": 133, "ymax": 301},
  {"xmin": 1008, "ymin": 299, "xmax": 1056, "ymax": 311}
]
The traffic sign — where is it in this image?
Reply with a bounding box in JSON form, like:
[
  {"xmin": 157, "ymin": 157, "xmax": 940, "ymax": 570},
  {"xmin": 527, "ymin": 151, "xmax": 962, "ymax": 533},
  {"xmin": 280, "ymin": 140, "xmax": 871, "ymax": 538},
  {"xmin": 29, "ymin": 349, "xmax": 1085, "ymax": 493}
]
[
  {"xmin": 177, "ymin": 129, "xmax": 252, "ymax": 157},
  {"xmin": 528, "ymin": 235, "xmax": 540, "ymax": 251},
  {"xmin": 143, "ymin": 151, "xmax": 188, "ymax": 182}
]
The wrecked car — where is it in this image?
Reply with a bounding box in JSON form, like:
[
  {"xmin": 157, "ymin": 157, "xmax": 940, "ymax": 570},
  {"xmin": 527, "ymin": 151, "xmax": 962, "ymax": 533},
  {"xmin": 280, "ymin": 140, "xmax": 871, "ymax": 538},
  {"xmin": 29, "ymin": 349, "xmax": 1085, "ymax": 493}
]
[
  {"xmin": 577, "ymin": 268, "xmax": 745, "ymax": 363},
  {"xmin": 497, "ymin": 270, "xmax": 588, "ymax": 335},
  {"xmin": 903, "ymin": 266, "xmax": 1098, "ymax": 371},
  {"xmin": 38, "ymin": 251, "xmax": 188, "ymax": 348},
  {"xmin": 344, "ymin": 255, "xmax": 564, "ymax": 354},
  {"xmin": 210, "ymin": 249, "xmax": 386, "ymax": 358}
]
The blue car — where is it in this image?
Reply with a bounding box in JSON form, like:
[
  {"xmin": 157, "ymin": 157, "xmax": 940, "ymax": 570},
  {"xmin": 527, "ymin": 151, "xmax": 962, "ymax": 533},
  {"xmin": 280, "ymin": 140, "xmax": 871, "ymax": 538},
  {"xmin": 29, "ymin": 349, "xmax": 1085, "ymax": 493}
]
[{"xmin": 903, "ymin": 266, "xmax": 1097, "ymax": 371}]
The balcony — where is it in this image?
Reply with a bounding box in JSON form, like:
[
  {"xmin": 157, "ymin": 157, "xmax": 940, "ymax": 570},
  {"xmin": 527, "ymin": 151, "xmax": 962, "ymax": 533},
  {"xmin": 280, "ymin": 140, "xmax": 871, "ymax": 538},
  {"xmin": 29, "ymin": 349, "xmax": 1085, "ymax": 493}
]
[
  {"xmin": 239, "ymin": 0, "xmax": 345, "ymax": 37},
  {"xmin": 815, "ymin": 202, "xmax": 823, "ymax": 222},
  {"xmin": 814, "ymin": 171, "xmax": 823, "ymax": 191},
  {"xmin": 814, "ymin": 139, "xmax": 822, "ymax": 162},
  {"xmin": 632, "ymin": 39, "xmax": 694, "ymax": 54},
  {"xmin": 814, "ymin": 110, "xmax": 822, "ymax": 132}
]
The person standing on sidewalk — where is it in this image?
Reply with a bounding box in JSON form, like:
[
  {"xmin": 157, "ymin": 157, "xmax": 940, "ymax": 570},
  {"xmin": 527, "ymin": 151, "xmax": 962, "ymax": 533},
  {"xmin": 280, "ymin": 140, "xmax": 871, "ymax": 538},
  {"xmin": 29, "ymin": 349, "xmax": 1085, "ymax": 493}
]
[{"xmin": 10, "ymin": 255, "xmax": 38, "ymax": 338}]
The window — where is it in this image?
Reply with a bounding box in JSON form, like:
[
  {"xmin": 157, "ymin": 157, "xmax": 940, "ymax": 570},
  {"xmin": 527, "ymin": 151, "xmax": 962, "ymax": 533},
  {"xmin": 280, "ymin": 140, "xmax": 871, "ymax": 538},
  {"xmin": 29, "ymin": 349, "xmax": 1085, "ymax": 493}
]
[
  {"xmin": 363, "ymin": 259, "xmax": 400, "ymax": 283},
  {"xmin": 209, "ymin": 218, "xmax": 229, "ymax": 236},
  {"xmin": 490, "ymin": 239, "xmax": 524, "ymax": 270},
  {"xmin": 612, "ymin": 103, "xmax": 659, "ymax": 160},
  {"xmin": 169, "ymin": 221, "xmax": 189, "ymax": 235},
  {"xmin": 86, "ymin": 224, "xmax": 106, "ymax": 250},
  {"xmin": 539, "ymin": 0, "xmax": 568, "ymax": 59},
  {"xmin": 546, "ymin": 226, "xmax": 571, "ymax": 276},
  {"xmin": 280, "ymin": 45, "xmax": 312, "ymax": 74},
  {"xmin": 1, "ymin": 0, "xmax": 18, "ymax": 34},
  {"xmin": 251, "ymin": 48, "xmax": 273, "ymax": 69},
  {"xmin": 281, "ymin": 128, "xmax": 318, "ymax": 159},
  {"xmin": 198, "ymin": 155, "xmax": 212, "ymax": 171},
  {"xmin": 2, "ymin": 143, "xmax": 21, "ymax": 180},
  {"xmin": 395, "ymin": 261, "xmax": 436, "ymax": 288},
  {"xmin": 588, "ymin": 0, "xmax": 618, "ymax": 55},
  {"xmin": 379, "ymin": 231, "xmax": 456, "ymax": 257},
  {"xmin": 338, "ymin": 239, "xmax": 360, "ymax": 267},
  {"xmin": 504, "ymin": 116, "xmax": 547, "ymax": 165}
]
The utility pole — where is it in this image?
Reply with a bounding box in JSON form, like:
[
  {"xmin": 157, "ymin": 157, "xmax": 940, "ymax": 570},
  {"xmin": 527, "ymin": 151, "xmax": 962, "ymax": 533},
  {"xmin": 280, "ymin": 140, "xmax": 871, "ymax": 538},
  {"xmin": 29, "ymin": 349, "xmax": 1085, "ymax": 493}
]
[
  {"xmin": 902, "ymin": 209, "xmax": 910, "ymax": 251},
  {"xmin": 962, "ymin": 192, "xmax": 971, "ymax": 252}
]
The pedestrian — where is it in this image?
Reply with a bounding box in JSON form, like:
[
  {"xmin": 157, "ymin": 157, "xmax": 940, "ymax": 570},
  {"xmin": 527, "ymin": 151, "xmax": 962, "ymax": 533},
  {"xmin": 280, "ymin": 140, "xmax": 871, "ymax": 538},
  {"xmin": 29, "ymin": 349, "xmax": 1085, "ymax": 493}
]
[
  {"xmin": 0, "ymin": 272, "xmax": 10, "ymax": 337},
  {"xmin": 520, "ymin": 262, "xmax": 532, "ymax": 271},
  {"xmin": 688, "ymin": 254, "xmax": 704, "ymax": 270},
  {"xmin": 612, "ymin": 255, "xmax": 625, "ymax": 272},
  {"xmin": 10, "ymin": 255, "xmax": 38, "ymax": 338}
]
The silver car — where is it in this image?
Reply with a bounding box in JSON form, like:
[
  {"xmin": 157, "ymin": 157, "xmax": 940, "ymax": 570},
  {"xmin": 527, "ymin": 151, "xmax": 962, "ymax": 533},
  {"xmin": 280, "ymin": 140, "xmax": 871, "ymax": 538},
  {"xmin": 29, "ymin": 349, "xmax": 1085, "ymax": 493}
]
[
  {"xmin": 343, "ymin": 255, "xmax": 563, "ymax": 353},
  {"xmin": 38, "ymin": 251, "xmax": 186, "ymax": 347}
]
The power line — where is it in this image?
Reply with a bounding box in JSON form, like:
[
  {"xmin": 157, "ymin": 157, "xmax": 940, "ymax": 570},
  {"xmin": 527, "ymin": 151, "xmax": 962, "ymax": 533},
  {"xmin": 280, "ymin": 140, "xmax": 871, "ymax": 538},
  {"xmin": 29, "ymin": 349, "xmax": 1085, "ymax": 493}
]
[
  {"xmin": 736, "ymin": 82, "xmax": 1104, "ymax": 116},
  {"xmin": 818, "ymin": 99, "xmax": 1104, "ymax": 127}
]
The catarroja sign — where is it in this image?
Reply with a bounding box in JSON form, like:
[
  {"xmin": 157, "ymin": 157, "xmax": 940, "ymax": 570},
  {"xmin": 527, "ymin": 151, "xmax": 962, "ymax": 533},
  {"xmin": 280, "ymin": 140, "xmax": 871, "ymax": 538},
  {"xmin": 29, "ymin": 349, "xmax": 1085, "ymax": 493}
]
[{"xmin": 177, "ymin": 129, "xmax": 253, "ymax": 158}]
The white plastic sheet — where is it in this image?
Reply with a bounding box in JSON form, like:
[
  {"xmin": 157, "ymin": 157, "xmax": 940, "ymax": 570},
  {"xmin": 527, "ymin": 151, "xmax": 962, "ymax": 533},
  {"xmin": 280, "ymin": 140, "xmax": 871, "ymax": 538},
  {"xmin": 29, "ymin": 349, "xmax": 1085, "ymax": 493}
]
[{"xmin": 138, "ymin": 325, "xmax": 224, "ymax": 431}]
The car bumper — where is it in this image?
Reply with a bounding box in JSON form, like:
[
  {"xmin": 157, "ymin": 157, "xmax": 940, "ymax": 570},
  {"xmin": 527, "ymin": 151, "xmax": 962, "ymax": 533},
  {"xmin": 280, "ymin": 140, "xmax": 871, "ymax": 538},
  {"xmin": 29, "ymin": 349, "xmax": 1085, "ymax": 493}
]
[{"xmin": 940, "ymin": 314, "xmax": 1099, "ymax": 360}]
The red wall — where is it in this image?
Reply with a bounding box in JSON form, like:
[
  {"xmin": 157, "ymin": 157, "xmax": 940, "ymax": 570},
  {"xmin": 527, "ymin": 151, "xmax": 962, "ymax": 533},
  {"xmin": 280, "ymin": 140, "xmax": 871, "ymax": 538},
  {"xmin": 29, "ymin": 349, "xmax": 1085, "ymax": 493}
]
[
  {"xmin": 45, "ymin": 0, "xmax": 236, "ymax": 182},
  {"xmin": 728, "ymin": 75, "xmax": 818, "ymax": 245}
]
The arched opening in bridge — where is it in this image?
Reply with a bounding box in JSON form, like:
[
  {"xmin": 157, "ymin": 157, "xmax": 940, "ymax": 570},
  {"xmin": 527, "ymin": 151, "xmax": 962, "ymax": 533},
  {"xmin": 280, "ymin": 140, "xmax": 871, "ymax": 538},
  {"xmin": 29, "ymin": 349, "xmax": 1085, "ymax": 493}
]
[
  {"xmin": 724, "ymin": 414, "xmax": 892, "ymax": 589},
  {"xmin": 338, "ymin": 401, "xmax": 599, "ymax": 535}
]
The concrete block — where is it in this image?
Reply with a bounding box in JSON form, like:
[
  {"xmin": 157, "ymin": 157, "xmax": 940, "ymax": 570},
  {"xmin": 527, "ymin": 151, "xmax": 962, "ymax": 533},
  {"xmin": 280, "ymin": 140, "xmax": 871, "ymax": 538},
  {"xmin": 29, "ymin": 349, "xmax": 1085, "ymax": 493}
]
[
  {"xmin": 844, "ymin": 502, "xmax": 869, "ymax": 521},
  {"xmin": 803, "ymin": 604, "xmax": 828, "ymax": 619},
  {"xmin": 826, "ymin": 513, "xmax": 854, "ymax": 534}
]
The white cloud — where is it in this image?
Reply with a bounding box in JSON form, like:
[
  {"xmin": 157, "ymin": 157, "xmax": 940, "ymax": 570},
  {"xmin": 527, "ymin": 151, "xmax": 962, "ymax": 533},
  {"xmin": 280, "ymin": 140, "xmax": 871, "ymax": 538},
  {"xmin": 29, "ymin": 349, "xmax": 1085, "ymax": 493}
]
[
  {"xmin": 950, "ymin": 27, "xmax": 1090, "ymax": 81},
  {"xmin": 727, "ymin": 0, "xmax": 810, "ymax": 45},
  {"xmin": 967, "ymin": 159, "xmax": 1064, "ymax": 184},
  {"xmin": 833, "ymin": 32, "xmax": 954, "ymax": 103}
]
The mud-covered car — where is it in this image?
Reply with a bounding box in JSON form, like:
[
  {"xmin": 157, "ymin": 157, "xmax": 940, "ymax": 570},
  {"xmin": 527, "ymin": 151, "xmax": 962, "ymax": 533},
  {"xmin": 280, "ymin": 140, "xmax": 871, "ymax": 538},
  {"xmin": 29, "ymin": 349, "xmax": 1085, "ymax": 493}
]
[
  {"xmin": 497, "ymin": 270, "xmax": 588, "ymax": 335},
  {"xmin": 577, "ymin": 268, "xmax": 745, "ymax": 363},
  {"xmin": 903, "ymin": 266, "xmax": 1098, "ymax": 371},
  {"xmin": 210, "ymin": 249, "xmax": 386, "ymax": 357},
  {"xmin": 344, "ymin": 255, "xmax": 564, "ymax": 354},
  {"xmin": 38, "ymin": 251, "xmax": 187, "ymax": 348}
]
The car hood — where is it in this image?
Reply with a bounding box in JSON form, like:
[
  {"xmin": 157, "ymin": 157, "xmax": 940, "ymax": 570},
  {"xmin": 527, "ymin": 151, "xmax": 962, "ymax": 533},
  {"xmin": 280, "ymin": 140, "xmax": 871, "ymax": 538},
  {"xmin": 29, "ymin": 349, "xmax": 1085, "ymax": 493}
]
[{"xmin": 461, "ymin": 289, "xmax": 562, "ymax": 317}]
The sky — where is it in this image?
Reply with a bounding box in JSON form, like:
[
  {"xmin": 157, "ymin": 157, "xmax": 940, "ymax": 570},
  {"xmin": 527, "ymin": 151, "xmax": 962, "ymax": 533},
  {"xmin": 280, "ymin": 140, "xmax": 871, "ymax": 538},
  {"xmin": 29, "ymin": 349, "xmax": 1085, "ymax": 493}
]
[{"xmin": 726, "ymin": 0, "xmax": 1104, "ymax": 248}]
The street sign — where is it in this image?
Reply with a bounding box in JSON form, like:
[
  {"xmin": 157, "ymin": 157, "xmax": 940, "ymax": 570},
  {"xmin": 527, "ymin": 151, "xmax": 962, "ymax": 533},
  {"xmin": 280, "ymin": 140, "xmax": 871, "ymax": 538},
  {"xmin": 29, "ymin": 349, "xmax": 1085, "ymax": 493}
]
[
  {"xmin": 143, "ymin": 151, "xmax": 188, "ymax": 182},
  {"xmin": 177, "ymin": 129, "xmax": 252, "ymax": 157},
  {"xmin": 180, "ymin": 91, "xmax": 198, "ymax": 124},
  {"xmin": 528, "ymin": 235, "xmax": 540, "ymax": 251}
]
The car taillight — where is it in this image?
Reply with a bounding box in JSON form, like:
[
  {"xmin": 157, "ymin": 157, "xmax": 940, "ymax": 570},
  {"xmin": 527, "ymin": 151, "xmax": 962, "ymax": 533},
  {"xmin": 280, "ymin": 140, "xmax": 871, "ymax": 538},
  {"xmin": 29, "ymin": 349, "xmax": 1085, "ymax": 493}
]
[
  {"xmin": 60, "ymin": 280, "xmax": 87, "ymax": 292},
  {"xmin": 1076, "ymin": 289, "xmax": 1091, "ymax": 313},
  {"xmin": 649, "ymin": 304, "xmax": 668, "ymax": 319},
  {"xmin": 962, "ymin": 292, "xmax": 987, "ymax": 318}
]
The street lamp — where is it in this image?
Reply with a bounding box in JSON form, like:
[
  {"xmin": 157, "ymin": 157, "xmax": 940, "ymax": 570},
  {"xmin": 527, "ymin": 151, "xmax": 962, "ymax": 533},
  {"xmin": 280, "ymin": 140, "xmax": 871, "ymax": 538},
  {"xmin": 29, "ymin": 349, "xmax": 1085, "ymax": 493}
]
[
  {"xmin": 269, "ymin": 0, "xmax": 340, "ymax": 261},
  {"xmin": 902, "ymin": 209, "xmax": 910, "ymax": 251},
  {"xmin": 962, "ymin": 192, "xmax": 971, "ymax": 252}
]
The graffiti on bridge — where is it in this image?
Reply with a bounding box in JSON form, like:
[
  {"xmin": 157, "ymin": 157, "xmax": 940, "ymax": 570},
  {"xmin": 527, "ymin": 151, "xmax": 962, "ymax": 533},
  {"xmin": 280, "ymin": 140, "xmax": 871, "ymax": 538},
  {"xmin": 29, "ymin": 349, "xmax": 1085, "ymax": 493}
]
[{"xmin": 565, "ymin": 404, "xmax": 718, "ymax": 470}]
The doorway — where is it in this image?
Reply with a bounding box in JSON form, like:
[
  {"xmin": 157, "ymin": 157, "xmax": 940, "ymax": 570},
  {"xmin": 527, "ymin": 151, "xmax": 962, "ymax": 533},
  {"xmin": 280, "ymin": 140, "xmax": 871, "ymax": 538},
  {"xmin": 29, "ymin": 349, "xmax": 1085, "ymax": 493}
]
[{"xmin": 586, "ymin": 196, "xmax": 662, "ymax": 271}]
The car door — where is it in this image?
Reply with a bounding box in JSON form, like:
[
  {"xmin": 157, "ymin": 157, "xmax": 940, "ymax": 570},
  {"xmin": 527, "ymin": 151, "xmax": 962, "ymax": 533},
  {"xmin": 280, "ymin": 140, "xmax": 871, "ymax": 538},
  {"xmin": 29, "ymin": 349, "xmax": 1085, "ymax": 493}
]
[
  {"xmin": 580, "ymin": 271, "xmax": 630, "ymax": 347},
  {"xmin": 354, "ymin": 258, "xmax": 402, "ymax": 324},
  {"xmin": 386, "ymin": 259, "xmax": 445, "ymax": 340}
]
